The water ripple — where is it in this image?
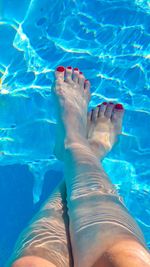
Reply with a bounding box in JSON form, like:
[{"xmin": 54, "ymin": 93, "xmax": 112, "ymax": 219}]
[{"xmin": 0, "ymin": 0, "xmax": 149, "ymax": 245}]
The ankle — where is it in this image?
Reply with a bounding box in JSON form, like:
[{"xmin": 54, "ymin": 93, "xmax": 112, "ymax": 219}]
[
  {"xmin": 64, "ymin": 132, "xmax": 88, "ymax": 146},
  {"xmin": 64, "ymin": 135, "xmax": 91, "ymax": 155},
  {"xmin": 89, "ymin": 139, "xmax": 107, "ymax": 160},
  {"xmin": 64, "ymin": 138, "xmax": 100, "ymax": 165}
]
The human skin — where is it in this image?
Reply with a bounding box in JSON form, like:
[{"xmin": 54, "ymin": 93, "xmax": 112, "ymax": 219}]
[{"xmin": 11, "ymin": 66, "xmax": 150, "ymax": 267}]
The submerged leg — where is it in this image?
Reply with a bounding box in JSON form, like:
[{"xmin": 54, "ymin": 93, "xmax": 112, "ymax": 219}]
[
  {"xmin": 8, "ymin": 65, "xmax": 91, "ymax": 267},
  {"xmin": 64, "ymin": 141, "xmax": 149, "ymax": 267},
  {"xmin": 53, "ymin": 66, "xmax": 150, "ymax": 267},
  {"xmin": 8, "ymin": 181, "xmax": 73, "ymax": 267}
]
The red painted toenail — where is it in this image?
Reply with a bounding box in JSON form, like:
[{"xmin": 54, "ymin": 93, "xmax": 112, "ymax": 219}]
[
  {"xmin": 67, "ymin": 66, "xmax": 72, "ymax": 69},
  {"xmin": 85, "ymin": 79, "xmax": 89, "ymax": 82},
  {"xmin": 97, "ymin": 104, "xmax": 101, "ymax": 107},
  {"xmin": 57, "ymin": 66, "xmax": 65, "ymax": 72},
  {"xmin": 115, "ymin": 104, "xmax": 123, "ymax": 109},
  {"xmin": 74, "ymin": 68, "xmax": 79, "ymax": 71},
  {"xmin": 80, "ymin": 72, "xmax": 83, "ymax": 74},
  {"xmin": 103, "ymin": 102, "xmax": 107, "ymax": 105}
]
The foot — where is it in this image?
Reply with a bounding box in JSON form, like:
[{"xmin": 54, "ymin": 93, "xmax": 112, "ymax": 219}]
[
  {"xmin": 52, "ymin": 66, "xmax": 91, "ymax": 160},
  {"xmin": 87, "ymin": 102, "xmax": 124, "ymax": 159}
]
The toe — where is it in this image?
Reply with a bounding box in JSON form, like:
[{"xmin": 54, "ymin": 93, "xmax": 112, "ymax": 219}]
[
  {"xmin": 65, "ymin": 66, "xmax": 73, "ymax": 83},
  {"xmin": 87, "ymin": 110, "xmax": 93, "ymax": 138},
  {"xmin": 98, "ymin": 102, "xmax": 107, "ymax": 117},
  {"xmin": 104, "ymin": 102, "xmax": 115, "ymax": 118},
  {"xmin": 73, "ymin": 68, "xmax": 79, "ymax": 83},
  {"xmin": 91, "ymin": 107, "xmax": 99, "ymax": 123},
  {"xmin": 55, "ymin": 66, "xmax": 65, "ymax": 82},
  {"xmin": 87, "ymin": 110, "xmax": 92, "ymax": 122},
  {"xmin": 111, "ymin": 104, "xmax": 124, "ymax": 133},
  {"xmin": 84, "ymin": 79, "xmax": 90, "ymax": 91},
  {"xmin": 79, "ymin": 72, "xmax": 85, "ymax": 88},
  {"xmin": 84, "ymin": 79, "xmax": 91, "ymax": 101}
]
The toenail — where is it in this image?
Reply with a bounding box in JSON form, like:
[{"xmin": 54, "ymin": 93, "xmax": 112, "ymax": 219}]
[
  {"xmin": 74, "ymin": 68, "xmax": 79, "ymax": 71},
  {"xmin": 103, "ymin": 102, "xmax": 107, "ymax": 105},
  {"xmin": 115, "ymin": 103, "xmax": 123, "ymax": 110},
  {"xmin": 67, "ymin": 66, "xmax": 72, "ymax": 69},
  {"xmin": 85, "ymin": 79, "xmax": 89, "ymax": 82},
  {"xmin": 109, "ymin": 102, "xmax": 114, "ymax": 104},
  {"xmin": 57, "ymin": 66, "xmax": 65, "ymax": 72},
  {"xmin": 97, "ymin": 104, "xmax": 101, "ymax": 107},
  {"xmin": 80, "ymin": 72, "xmax": 83, "ymax": 74}
]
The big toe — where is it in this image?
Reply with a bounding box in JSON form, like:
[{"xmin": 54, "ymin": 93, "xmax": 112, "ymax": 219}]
[{"xmin": 111, "ymin": 103, "xmax": 124, "ymax": 133}]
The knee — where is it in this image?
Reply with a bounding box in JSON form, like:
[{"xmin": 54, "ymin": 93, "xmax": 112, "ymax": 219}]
[
  {"xmin": 11, "ymin": 256, "xmax": 56, "ymax": 267},
  {"xmin": 92, "ymin": 239, "xmax": 150, "ymax": 267},
  {"xmin": 108, "ymin": 238, "xmax": 150, "ymax": 265}
]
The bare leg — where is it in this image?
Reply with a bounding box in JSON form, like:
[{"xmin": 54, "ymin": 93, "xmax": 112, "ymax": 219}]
[
  {"xmin": 53, "ymin": 66, "xmax": 150, "ymax": 267},
  {"xmin": 9, "ymin": 65, "xmax": 91, "ymax": 267},
  {"xmin": 64, "ymin": 142, "xmax": 149, "ymax": 267},
  {"xmin": 8, "ymin": 181, "xmax": 73, "ymax": 267}
]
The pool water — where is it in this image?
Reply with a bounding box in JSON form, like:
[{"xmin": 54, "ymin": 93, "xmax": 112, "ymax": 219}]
[{"xmin": 0, "ymin": 0, "xmax": 150, "ymax": 266}]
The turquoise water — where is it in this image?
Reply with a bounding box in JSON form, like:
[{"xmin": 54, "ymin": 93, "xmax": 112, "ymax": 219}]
[{"xmin": 0, "ymin": 0, "xmax": 150, "ymax": 265}]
